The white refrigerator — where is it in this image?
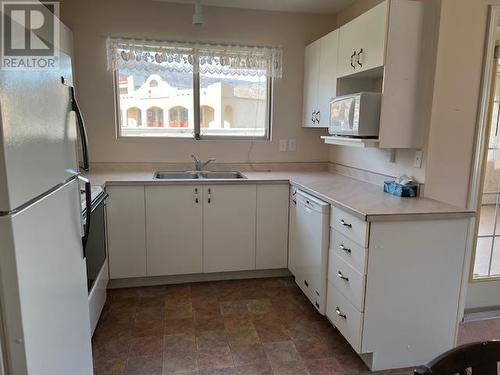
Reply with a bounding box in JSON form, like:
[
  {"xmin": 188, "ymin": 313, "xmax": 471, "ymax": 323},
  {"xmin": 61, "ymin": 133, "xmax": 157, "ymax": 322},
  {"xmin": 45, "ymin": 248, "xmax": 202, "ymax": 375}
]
[{"xmin": 0, "ymin": 19, "xmax": 93, "ymax": 375}]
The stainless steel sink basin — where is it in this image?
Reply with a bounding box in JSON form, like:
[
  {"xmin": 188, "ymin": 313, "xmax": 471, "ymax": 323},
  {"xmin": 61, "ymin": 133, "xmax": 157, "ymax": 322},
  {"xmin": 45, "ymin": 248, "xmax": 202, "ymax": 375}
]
[
  {"xmin": 154, "ymin": 171, "xmax": 200, "ymax": 179},
  {"xmin": 199, "ymin": 171, "xmax": 247, "ymax": 179},
  {"xmin": 154, "ymin": 171, "xmax": 247, "ymax": 180}
]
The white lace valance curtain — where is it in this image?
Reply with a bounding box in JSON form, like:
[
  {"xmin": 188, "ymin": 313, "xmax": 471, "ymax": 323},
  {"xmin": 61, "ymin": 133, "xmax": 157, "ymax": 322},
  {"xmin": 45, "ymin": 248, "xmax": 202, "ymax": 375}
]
[{"xmin": 106, "ymin": 37, "xmax": 283, "ymax": 78}]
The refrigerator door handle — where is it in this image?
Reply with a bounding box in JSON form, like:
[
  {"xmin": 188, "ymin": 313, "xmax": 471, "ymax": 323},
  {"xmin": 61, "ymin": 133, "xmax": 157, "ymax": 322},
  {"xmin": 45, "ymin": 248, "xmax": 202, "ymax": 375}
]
[
  {"xmin": 68, "ymin": 84, "xmax": 90, "ymax": 172},
  {"xmin": 80, "ymin": 176, "xmax": 91, "ymax": 256}
]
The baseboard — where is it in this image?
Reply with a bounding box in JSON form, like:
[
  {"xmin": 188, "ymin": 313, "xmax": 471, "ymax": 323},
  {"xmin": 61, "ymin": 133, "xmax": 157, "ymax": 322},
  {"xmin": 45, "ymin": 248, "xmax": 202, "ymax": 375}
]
[
  {"xmin": 463, "ymin": 308, "xmax": 500, "ymax": 322},
  {"xmin": 108, "ymin": 268, "xmax": 292, "ymax": 289}
]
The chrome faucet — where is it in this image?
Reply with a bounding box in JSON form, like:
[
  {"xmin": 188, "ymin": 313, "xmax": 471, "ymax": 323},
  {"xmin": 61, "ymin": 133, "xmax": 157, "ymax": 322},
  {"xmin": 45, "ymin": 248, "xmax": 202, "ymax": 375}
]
[{"xmin": 191, "ymin": 155, "xmax": 216, "ymax": 171}]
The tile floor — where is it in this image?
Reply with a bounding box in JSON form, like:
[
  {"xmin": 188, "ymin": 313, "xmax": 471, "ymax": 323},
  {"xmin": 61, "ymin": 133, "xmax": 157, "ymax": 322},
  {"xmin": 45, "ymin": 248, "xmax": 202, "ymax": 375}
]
[{"xmin": 92, "ymin": 277, "xmax": 496, "ymax": 375}]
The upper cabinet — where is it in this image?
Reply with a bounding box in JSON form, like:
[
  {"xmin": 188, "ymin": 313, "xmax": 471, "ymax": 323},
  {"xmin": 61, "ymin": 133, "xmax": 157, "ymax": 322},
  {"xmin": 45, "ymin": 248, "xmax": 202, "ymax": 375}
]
[
  {"xmin": 302, "ymin": 30, "xmax": 338, "ymax": 128},
  {"xmin": 304, "ymin": 0, "xmax": 437, "ymax": 150},
  {"xmin": 336, "ymin": 1, "xmax": 387, "ymax": 78}
]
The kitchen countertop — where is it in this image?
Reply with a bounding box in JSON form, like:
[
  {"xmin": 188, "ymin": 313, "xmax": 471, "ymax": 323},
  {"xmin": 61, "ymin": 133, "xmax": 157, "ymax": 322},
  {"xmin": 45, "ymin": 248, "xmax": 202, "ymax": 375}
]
[{"xmin": 85, "ymin": 168, "xmax": 475, "ymax": 222}]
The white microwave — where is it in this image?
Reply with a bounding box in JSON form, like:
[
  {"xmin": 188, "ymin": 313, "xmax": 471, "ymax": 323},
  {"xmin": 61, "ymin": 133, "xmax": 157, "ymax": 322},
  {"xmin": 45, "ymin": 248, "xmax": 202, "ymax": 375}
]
[{"xmin": 329, "ymin": 92, "xmax": 381, "ymax": 137}]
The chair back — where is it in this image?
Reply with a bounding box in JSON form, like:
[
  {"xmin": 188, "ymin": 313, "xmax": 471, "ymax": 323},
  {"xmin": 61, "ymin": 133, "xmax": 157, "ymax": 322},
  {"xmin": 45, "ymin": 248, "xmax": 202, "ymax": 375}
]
[{"xmin": 414, "ymin": 341, "xmax": 500, "ymax": 375}]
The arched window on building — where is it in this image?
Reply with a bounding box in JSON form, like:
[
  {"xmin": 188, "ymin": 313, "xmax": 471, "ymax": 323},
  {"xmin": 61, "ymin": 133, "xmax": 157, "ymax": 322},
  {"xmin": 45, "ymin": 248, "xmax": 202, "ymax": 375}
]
[
  {"xmin": 126, "ymin": 107, "xmax": 142, "ymax": 127},
  {"xmin": 169, "ymin": 106, "xmax": 189, "ymax": 128},
  {"xmin": 223, "ymin": 105, "xmax": 233, "ymax": 128},
  {"xmin": 146, "ymin": 107, "xmax": 164, "ymax": 127},
  {"xmin": 200, "ymin": 106, "xmax": 215, "ymax": 128}
]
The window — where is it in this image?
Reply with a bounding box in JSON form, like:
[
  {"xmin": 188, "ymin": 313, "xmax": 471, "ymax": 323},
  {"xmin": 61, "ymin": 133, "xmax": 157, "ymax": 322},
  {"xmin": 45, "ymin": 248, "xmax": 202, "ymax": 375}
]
[{"xmin": 107, "ymin": 38, "xmax": 282, "ymax": 139}]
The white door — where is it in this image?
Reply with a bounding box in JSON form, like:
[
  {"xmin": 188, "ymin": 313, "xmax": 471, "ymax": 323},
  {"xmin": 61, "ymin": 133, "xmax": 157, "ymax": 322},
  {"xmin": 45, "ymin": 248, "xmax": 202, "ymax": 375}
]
[
  {"xmin": 146, "ymin": 185, "xmax": 203, "ymax": 276},
  {"xmin": 467, "ymin": 47, "xmax": 500, "ymax": 310},
  {"xmin": 203, "ymin": 185, "xmax": 257, "ymax": 273},
  {"xmin": 337, "ymin": 1, "xmax": 387, "ymax": 78},
  {"xmin": 106, "ymin": 186, "xmax": 147, "ymax": 279},
  {"xmin": 317, "ymin": 30, "xmax": 339, "ymax": 127},
  {"xmin": 0, "ymin": 178, "xmax": 92, "ymax": 375},
  {"xmin": 0, "ymin": 51, "xmax": 78, "ymax": 212},
  {"xmin": 302, "ymin": 40, "xmax": 321, "ymax": 127},
  {"xmin": 256, "ymin": 184, "xmax": 289, "ymax": 269}
]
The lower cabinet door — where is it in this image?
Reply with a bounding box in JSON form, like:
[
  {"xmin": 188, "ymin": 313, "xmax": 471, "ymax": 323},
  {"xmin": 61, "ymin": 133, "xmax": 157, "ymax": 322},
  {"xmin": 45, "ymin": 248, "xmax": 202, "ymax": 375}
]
[
  {"xmin": 145, "ymin": 185, "xmax": 203, "ymax": 276},
  {"xmin": 203, "ymin": 184, "xmax": 257, "ymax": 273},
  {"xmin": 326, "ymin": 283, "xmax": 363, "ymax": 353},
  {"xmin": 256, "ymin": 184, "xmax": 289, "ymax": 269},
  {"xmin": 106, "ymin": 186, "xmax": 147, "ymax": 279}
]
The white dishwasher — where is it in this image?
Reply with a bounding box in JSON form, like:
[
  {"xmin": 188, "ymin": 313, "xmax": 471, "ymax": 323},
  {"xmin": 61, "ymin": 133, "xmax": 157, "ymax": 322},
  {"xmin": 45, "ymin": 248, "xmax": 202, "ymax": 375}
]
[{"xmin": 289, "ymin": 189, "xmax": 330, "ymax": 314}]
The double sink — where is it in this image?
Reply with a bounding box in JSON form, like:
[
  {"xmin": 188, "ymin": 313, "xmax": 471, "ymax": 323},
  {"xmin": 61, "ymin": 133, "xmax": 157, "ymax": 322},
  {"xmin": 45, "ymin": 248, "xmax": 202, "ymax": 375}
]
[{"xmin": 154, "ymin": 171, "xmax": 247, "ymax": 180}]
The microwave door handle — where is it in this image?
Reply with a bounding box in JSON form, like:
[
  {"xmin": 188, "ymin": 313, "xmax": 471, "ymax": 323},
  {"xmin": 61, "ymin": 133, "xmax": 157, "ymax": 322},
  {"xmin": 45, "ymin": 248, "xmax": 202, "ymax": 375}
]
[
  {"xmin": 70, "ymin": 86, "xmax": 90, "ymax": 172},
  {"xmin": 348, "ymin": 99, "xmax": 356, "ymax": 129}
]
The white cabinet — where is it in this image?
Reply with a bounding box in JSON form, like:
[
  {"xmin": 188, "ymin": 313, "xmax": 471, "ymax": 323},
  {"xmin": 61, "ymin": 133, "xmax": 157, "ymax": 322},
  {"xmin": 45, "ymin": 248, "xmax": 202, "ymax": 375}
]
[
  {"xmin": 326, "ymin": 205, "xmax": 471, "ymax": 371},
  {"xmin": 145, "ymin": 185, "xmax": 203, "ymax": 276},
  {"xmin": 203, "ymin": 185, "xmax": 257, "ymax": 273},
  {"xmin": 107, "ymin": 183, "xmax": 289, "ymax": 278},
  {"xmin": 302, "ymin": 40, "xmax": 320, "ymax": 128},
  {"xmin": 106, "ymin": 186, "xmax": 146, "ymax": 279},
  {"xmin": 337, "ymin": 1, "xmax": 388, "ymax": 78},
  {"xmin": 302, "ymin": 30, "xmax": 338, "ymax": 128},
  {"xmin": 256, "ymin": 184, "xmax": 289, "ymax": 269}
]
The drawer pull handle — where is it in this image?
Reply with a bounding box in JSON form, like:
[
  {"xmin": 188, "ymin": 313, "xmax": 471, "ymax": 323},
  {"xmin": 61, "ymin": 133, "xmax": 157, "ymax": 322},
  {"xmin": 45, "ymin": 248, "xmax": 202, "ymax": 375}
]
[
  {"xmin": 337, "ymin": 271, "xmax": 349, "ymax": 282},
  {"xmin": 340, "ymin": 219, "xmax": 352, "ymax": 228},
  {"xmin": 339, "ymin": 244, "xmax": 351, "ymax": 253},
  {"xmin": 304, "ymin": 280, "xmax": 309, "ymax": 287},
  {"xmin": 195, "ymin": 188, "xmax": 199, "ymax": 203},
  {"xmin": 335, "ymin": 307, "xmax": 347, "ymax": 319}
]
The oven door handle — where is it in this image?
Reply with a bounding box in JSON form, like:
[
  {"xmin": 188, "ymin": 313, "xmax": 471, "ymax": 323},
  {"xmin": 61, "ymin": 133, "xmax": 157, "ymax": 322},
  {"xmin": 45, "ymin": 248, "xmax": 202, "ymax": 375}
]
[{"xmin": 79, "ymin": 176, "xmax": 92, "ymax": 256}]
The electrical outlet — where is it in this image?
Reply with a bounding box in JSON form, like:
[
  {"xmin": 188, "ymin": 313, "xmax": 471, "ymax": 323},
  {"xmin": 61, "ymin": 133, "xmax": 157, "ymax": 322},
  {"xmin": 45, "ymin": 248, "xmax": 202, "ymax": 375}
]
[
  {"xmin": 413, "ymin": 150, "xmax": 423, "ymax": 168},
  {"xmin": 288, "ymin": 139, "xmax": 297, "ymax": 152},
  {"xmin": 279, "ymin": 139, "xmax": 287, "ymax": 152}
]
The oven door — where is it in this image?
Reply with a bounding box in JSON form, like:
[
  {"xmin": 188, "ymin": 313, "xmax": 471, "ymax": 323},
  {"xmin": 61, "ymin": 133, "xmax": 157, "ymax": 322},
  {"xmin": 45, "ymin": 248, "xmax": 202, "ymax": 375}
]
[
  {"xmin": 84, "ymin": 193, "xmax": 108, "ymax": 292},
  {"xmin": 329, "ymin": 97, "xmax": 356, "ymax": 136}
]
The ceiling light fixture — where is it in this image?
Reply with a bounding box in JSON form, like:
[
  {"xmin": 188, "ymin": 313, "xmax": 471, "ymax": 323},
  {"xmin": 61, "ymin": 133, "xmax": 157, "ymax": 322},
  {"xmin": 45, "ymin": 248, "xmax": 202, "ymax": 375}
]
[{"xmin": 192, "ymin": 0, "xmax": 204, "ymax": 26}]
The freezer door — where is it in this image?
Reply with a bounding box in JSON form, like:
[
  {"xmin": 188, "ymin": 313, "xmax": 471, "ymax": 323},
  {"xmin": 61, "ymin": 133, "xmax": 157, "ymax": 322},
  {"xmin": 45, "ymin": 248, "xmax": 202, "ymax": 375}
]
[
  {"xmin": 0, "ymin": 178, "xmax": 93, "ymax": 375},
  {"xmin": 0, "ymin": 50, "xmax": 79, "ymax": 212}
]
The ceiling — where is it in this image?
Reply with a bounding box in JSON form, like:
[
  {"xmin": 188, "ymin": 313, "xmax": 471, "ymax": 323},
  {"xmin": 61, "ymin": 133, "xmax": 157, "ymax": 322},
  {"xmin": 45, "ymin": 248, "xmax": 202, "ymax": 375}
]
[{"xmin": 153, "ymin": 0, "xmax": 356, "ymax": 15}]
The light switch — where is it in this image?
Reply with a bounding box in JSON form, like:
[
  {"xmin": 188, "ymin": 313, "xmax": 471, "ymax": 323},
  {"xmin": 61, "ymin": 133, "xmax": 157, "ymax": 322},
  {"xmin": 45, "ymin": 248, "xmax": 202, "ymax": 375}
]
[
  {"xmin": 288, "ymin": 139, "xmax": 297, "ymax": 152},
  {"xmin": 279, "ymin": 139, "xmax": 287, "ymax": 152},
  {"xmin": 413, "ymin": 150, "xmax": 423, "ymax": 168}
]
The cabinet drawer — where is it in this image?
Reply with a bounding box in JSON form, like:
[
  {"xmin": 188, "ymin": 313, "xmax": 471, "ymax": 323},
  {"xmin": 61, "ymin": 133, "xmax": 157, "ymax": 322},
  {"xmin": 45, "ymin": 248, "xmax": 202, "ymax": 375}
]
[
  {"xmin": 330, "ymin": 229, "xmax": 367, "ymax": 274},
  {"xmin": 326, "ymin": 284, "xmax": 363, "ymax": 353},
  {"xmin": 328, "ymin": 253, "xmax": 365, "ymax": 311},
  {"xmin": 331, "ymin": 208, "xmax": 368, "ymax": 247}
]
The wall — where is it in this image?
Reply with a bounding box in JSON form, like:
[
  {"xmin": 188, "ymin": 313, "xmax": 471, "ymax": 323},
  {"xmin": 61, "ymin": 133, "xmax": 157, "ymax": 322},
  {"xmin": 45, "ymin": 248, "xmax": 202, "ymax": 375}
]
[
  {"xmin": 59, "ymin": 0, "xmax": 336, "ymax": 164},
  {"xmin": 424, "ymin": 0, "xmax": 494, "ymax": 208}
]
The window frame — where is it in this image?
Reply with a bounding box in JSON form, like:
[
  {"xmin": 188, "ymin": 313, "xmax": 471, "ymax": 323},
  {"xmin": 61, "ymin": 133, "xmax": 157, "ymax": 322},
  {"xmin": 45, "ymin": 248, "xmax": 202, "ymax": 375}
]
[{"xmin": 113, "ymin": 67, "xmax": 274, "ymax": 141}]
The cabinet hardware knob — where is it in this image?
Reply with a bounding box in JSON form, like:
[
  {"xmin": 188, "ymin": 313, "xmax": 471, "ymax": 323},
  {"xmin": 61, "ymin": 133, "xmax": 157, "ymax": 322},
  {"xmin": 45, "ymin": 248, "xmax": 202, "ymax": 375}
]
[
  {"xmin": 350, "ymin": 51, "xmax": 357, "ymax": 69},
  {"xmin": 335, "ymin": 307, "xmax": 347, "ymax": 319},
  {"xmin": 340, "ymin": 219, "xmax": 352, "ymax": 228},
  {"xmin": 340, "ymin": 244, "xmax": 351, "ymax": 253},
  {"xmin": 337, "ymin": 271, "xmax": 349, "ymax": 282},
  {"xmin": 357, "ymin": 48, "xmax": 364, "ymax": 67}
]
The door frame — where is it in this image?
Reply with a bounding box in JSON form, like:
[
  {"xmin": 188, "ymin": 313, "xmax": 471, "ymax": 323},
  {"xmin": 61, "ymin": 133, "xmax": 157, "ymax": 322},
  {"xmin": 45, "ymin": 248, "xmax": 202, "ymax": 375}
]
[{"xmin": 462, "ymin": 5, "xmax": 500, "ymax": 314}]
